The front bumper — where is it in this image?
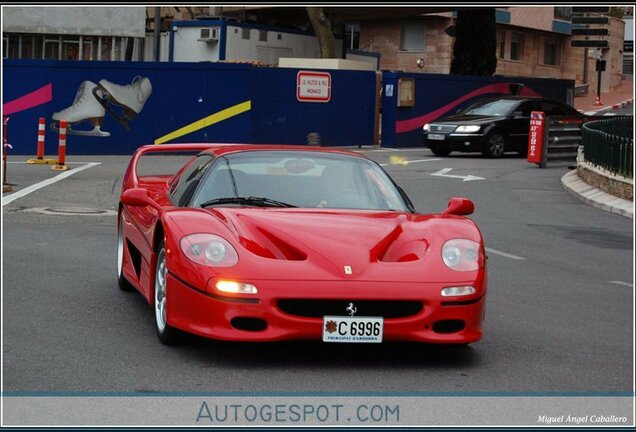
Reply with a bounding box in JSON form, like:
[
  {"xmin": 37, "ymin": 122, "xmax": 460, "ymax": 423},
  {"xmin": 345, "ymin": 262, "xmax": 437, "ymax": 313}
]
[
  {"xmin": 167, "ymin": 274, "xmax": 486, "ymax": 344},
  {"xmin": 425, "ymin": 133, "xmax": 485, "ymax": 152}
]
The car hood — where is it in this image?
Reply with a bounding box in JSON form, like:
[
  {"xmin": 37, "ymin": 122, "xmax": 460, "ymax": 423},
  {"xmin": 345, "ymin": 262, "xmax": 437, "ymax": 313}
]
[
  {"xmin": 165, "ymin": 208, "xmax": 482, "ymax": 283},
  {"xmin": 431, "ymin": 114, "xmax": 504, "ymax": 126}
]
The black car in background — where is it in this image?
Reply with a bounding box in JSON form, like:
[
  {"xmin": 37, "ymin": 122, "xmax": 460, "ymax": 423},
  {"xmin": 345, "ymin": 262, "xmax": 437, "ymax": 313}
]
[{"xmin": 422, "ymin": 96, "xmax": 582, "ymax": 157}]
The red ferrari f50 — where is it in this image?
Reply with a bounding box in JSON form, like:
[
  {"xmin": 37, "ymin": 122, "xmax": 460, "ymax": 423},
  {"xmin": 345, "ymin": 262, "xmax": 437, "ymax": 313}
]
[{"xmin": 117, "ymin": 144, "xmax": 487, "ymax": 345}]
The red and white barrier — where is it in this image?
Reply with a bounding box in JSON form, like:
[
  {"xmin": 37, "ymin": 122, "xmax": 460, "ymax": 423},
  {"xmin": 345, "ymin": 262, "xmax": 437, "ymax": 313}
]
[
  {"xmin": 37, "ymin": 117, "xmax": 45, "ymax": 159},
  {"xmin": 52, "ymin": 119, "xmax": 70, "ymax": 171},
  {"xmin": 27, "ymin": 117, "xmax": 56, "ymax": 165}
]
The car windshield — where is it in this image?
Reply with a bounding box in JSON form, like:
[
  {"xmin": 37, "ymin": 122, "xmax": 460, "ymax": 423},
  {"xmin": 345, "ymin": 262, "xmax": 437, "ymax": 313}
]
[
  {"xmin": 191, "ymin": 151, "xmax": 410, "ymax": 211},
  {"xmin": 461, "ymin": 99, "xmax": 520, "ymax": 116}
]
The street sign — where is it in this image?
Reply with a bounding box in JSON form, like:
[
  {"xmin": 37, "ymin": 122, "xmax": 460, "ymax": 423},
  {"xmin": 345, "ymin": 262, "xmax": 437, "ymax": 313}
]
[
  {"xmin": 296, "ymin": 71, "xmax": 331, "ymax": 103},
  {"xmin": 570, "ymin": 40, "xmax": 609, "ymax": 48},
  {"xmin": 572, "ymin": 7, "xmax": 610, "ymax": 13},
  {"xmin": 571, "ymin": 16, "xmax": 610, "ymax": 25},
  {"xmin": 571, "ymin": 28, "xmax": 609, "ymax": 36}
]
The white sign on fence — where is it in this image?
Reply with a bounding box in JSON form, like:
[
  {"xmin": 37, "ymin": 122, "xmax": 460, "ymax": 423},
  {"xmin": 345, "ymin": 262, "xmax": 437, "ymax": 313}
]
[{"xmin": 297, "ymin": 71, "xmax": 331, "ymax": 103}]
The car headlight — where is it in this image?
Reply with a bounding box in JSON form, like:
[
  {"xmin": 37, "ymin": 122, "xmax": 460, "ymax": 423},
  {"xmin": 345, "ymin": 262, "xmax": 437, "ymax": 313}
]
[
  {"xmin": 180, "ymin": 233, "xmax": 238, "ymax": 267},
  {"xmin": 422, "ymin": 124, "xmax": 429, "ymax": 132},
  {"xmin": 441, "ymin": 239, "xmax": 483, "ymax": 271},
  {"xmin": 455, "ymin": 125, "xmax": 481, "ymax": 133},
  {"xmin": 215, "ymin": 280, "xmax": 258, "ymax": 294}
]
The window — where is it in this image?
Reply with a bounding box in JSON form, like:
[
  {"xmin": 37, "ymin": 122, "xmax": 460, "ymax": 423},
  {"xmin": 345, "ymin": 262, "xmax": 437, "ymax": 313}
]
[
  {"xmin": 44, "ymin": 36, "xmax": 61, "ymax": 60},
  {"xmin": 510, "ymin": 32, "xmax": 524, "ymax": 61},
  {"xmin": 543, "ymin": 38, "xmax": 561, "ymax": 66},
  {"xmin": 400, "ymin": 22, "xmax": 426, "ymax": 52},
  {"xmin": 498, "ymin": 30, "xmax": 506, "ymax": 59},
  {"xmin": 554, "ymin": 7, "xmax": 572, "ymax": 21},
  {"xmin": 538, "ymin": 101, "xmax": 565, "ymax": 116},
  {"xmin": 62, "ymin": 37, "xmax": 80, "ymax": 60},
  {"xmin": 345, "ymin": 23, "xmax": 360, "ymax": 50},
  {"xmin": 169, "ymin": 155, "xmax": 215, "ymax": 207},
  {"xmin": 258, "ymin": 30, "xmax": 267, "ymax": 42},
  {"xmin": 241, "ymin": 27, "xmax": 251, "ymax": 40}
]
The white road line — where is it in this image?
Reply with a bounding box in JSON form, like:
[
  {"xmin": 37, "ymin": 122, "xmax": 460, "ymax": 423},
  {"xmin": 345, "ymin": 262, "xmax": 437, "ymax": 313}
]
[
  {"xmin": 609, "ymin": 281, "xmax": 633, "ymax": 288},
  {"xmin": 7, "ymin": 161, "xmax": 100, "ymax": 165},
  {"xmin": 485, "ymin": 247, "xmax": 526, "ymax": 260},
  {"xmin": 2, "ymin": 162, "xmax": 101, "ymax": 206},
  {"xmin": 380, "ymin": 158, "xmax": 441, "ymax": 166}
]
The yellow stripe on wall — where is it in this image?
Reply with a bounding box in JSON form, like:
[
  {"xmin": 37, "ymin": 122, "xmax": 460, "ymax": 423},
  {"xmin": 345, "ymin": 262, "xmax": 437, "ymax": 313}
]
[{"xmin": 154, "ymin": 100, "xmax": 252, "ymax": 145}]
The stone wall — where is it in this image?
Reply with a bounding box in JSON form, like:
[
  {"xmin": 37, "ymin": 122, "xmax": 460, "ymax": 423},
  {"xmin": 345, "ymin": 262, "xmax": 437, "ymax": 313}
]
[{"xmin": 577, "ymin": 162, "xmax": 634, "ymax": 201}]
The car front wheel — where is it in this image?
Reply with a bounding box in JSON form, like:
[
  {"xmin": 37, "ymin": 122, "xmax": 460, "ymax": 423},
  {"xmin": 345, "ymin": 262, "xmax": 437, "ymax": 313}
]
[
  {"xmin": 429, "ymin": 145, "xmax": 452, "ymax": 156},
  {"xmin": 154, "ymin": 241, "xmax": 181, "ymax": 344},
  {"xmin": 482, "ymin": 131, "xmax": 506, "ymax": 158}
]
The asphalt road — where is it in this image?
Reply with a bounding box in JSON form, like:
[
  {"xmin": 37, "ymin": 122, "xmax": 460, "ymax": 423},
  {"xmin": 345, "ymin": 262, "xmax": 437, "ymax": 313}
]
[{"xmin": 2, "ymin": 149, "xmax": 633, "ymax": 394}]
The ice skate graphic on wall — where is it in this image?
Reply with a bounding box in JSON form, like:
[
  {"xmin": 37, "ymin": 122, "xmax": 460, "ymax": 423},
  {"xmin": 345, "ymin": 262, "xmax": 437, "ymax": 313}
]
[
  {"xmin": 51, "ymin": 76, "xmax": 152, "ymax": 136},
  {"xmin": 93, "ymin": 76, "xmax": 153, "ymax": 132},
  {"xmin": 51, "ymin": 81, "xmax": 111, "ymax": 137}
]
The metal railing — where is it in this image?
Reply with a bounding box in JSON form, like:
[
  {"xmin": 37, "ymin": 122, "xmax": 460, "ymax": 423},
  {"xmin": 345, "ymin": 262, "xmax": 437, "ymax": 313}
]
[{"xmin": 582, "ymin": 116, "xmax": 633, "ymax": 179}]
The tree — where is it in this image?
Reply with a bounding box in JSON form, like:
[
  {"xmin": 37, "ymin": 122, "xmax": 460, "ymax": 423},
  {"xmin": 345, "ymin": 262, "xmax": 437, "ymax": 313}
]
[
  {"xmin": 306, "ymin": 7, "xmax": 337, "ymax": 58},
  {"xmin": 450, "ymin": 8, "xmax": 497, "ymax": 76}
]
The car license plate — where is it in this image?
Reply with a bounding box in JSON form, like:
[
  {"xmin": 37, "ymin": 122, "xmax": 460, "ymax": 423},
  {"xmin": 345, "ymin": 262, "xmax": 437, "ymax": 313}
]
[
  {"xmin": 322, "ymin": 316, "xmax": 383, "ymax": 343},
  {"xmin": 428, "ymin": 134, "xmax": 445, "ymax": 140}
]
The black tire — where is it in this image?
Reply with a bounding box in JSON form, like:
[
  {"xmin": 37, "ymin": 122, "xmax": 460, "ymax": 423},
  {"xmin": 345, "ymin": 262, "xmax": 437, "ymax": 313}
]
[
  {"xmin": 154, "ymin": 240, "xmax": 182, "ymax": 345},
  {"xmin": 482, "ymin": 131, "xmax": 506, "ymax": 158},
  {"xmin": 429, "ymin": 145, "xmax": 452, "ymax": 156},
  {"xmin": 117, "ymin": 211, "xmax": 135, "ymax": 292}
]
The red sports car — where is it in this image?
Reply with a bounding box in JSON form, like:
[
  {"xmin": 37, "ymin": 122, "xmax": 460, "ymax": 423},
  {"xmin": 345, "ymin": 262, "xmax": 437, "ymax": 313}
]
[{"xmin": 117, "ymin": 144, "xmax": 487, "ymax": 345}]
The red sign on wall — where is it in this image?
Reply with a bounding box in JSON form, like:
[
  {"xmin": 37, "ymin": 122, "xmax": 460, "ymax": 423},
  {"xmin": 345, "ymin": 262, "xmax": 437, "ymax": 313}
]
[
  {"xmin": 527, "ymin": 111, "xmax": 545, "ymax": 165},
  {"xmin": 297, "ymin": 71, "xmax": 331, "ymax": 103}
]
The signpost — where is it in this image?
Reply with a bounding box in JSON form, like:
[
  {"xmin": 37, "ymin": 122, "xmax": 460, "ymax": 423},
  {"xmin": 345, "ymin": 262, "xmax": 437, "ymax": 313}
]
[{"xmin": 569, "ymin": 7, "xmax": 610, "ymax": 106}]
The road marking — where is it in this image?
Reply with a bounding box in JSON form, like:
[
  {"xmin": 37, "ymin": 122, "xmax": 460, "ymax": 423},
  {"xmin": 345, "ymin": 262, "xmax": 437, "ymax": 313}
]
[
  {"xmin": 2, "ymin": 162, "xmax": 101, "ymax": 206},
  {"xmin": 7, "ymin": 161, "xmax": 100, "ymax": 165},
  {"xmin": 431, "ymin": 168, "xmax": 485, "ymax": 182},
  {"xmin": 485, "ymin": 247, "xmax": 526, "ymax": 260},
  {"xmin": 608, "ymin": 281, "xmax": 633, "ymax": 288},
  {"xmin": 380, "ymin": 158, "xmax": 440, "ymax": 167}
]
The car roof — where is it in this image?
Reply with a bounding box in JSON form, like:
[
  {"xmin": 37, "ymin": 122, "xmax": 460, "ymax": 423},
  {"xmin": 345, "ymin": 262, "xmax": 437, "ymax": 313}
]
[
  {"xmin": 476, "ymin": 95, "xmax": 563, "ymax": 103},
  {"xmin": 197, "ymin": 144, "xmax": 368, "ymax": 159}
]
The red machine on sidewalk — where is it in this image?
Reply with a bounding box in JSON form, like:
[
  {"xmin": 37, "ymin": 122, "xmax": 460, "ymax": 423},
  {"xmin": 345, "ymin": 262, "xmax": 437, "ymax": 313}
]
[{"xmin": 527, "ymin": 111, "xmax": 545, "ymax": 167}]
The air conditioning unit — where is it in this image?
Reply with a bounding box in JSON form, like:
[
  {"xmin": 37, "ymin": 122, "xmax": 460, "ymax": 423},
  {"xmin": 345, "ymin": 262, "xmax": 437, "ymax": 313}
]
[{"xmin": 198, "ymin": 27, "xmax": 219, "ymax": 43}]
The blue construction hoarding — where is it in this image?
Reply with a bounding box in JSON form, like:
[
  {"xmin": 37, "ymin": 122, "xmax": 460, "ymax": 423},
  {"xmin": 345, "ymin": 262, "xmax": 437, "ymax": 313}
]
[
  {"xmin": 381, "ymin": 72, "xmax": 575, "ymax": 148},
  {"xmin": 2, "ymin": 60, "xmax": 377, "ymax": 155},
  {"xmin": 3, "ymin": 60, "xmax": 575, "ymax": 153}
]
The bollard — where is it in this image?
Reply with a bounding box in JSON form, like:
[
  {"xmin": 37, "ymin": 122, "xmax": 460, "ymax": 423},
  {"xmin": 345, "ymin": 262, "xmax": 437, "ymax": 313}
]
[
  {"xmin": 3, "ymin": 116, "xmax": 13, "ymax": 192},
  {"xmin": 51, "ymin": 119, "xmax": 70, "ymax": 171},
  {"xmin": 27, "ymin": 117, "xmax": 56, "ymax": 164}
]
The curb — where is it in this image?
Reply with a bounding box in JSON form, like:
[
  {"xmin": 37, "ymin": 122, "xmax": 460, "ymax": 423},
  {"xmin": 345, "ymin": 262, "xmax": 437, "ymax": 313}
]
[
  {"xmin": 582, "ymin": 98, "xmax": 634, "ymax": 116},
  {"xmin": 561, "ymin": 170, "xmax": 634, "ymax": 219}
]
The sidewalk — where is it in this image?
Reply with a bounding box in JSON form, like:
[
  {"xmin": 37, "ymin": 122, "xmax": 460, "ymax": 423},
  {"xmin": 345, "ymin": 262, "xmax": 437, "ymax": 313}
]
[
  {"xmin": 573, "ymin": 79, "xmax": 634, "ymax": 115},
  {"xmin": 564, "ymin": 79, "xmax": 634, "ymax": 218},
  {"xmin": 561, "ymin": 170, "xmax": 633, "ymax": 219}
]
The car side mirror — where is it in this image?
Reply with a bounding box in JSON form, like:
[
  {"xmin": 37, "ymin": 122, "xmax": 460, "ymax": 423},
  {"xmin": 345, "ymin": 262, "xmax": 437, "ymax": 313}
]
[
  {"xmin": 441, "ymin": 197, "xmax": 474, "ymax": 216},
  {"xmin": 512, "ymin": 110, "xmax": 525, "ymax": 118},
  {"xmin": 121, "ymin": 188, "xmax": 161, "ymax": 210}
]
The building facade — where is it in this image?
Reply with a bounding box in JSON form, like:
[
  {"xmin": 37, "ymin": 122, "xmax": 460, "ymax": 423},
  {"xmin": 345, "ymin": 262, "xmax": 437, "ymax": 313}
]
[{"xmin": 358, "ymin": 7, "xmax": 627, "ymax": 93}]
